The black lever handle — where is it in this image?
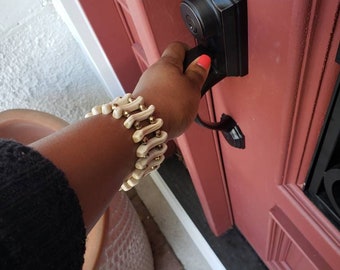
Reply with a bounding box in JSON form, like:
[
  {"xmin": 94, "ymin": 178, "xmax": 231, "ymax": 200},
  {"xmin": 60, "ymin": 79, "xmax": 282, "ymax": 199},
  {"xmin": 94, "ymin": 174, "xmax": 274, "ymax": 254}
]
[
  {"xmin": 183, "ymin": 50, "xmax": 246, "ymax": 149},
  {"xmin": 181, "ymin": 0, "xmax": 248, "ymax": 149},
  {"xmin": 195, "ymin": 114, "xmax": 245, "ymax": 149}
]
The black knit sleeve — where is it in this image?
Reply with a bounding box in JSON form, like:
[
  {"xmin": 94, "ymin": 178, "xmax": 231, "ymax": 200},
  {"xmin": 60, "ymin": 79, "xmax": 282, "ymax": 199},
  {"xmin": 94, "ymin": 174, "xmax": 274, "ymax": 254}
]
[{"xmin": 0, "ymin": 139, "xmax": 86, "ymax": 270}]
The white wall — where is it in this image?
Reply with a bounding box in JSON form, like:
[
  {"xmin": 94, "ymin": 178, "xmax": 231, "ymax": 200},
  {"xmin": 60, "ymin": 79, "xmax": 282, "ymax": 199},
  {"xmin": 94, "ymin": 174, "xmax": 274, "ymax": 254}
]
[{"xmin": 0, "ymin": 0, "xmax": 111, "ymax": 123}]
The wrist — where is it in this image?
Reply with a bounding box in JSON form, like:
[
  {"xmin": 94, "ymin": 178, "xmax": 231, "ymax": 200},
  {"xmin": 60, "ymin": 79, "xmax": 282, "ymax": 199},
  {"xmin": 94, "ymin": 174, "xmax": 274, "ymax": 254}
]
[{"xmin": 131, "ymin": 91, "xmax": 177, "ymax": 139}]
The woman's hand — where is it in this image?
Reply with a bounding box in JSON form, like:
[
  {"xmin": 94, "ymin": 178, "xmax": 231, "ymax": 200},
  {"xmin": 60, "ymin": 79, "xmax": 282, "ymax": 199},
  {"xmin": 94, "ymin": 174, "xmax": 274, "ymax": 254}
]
[{"xmin": 133, "ymin": 42, "xmax": 211, "ymax": 139}]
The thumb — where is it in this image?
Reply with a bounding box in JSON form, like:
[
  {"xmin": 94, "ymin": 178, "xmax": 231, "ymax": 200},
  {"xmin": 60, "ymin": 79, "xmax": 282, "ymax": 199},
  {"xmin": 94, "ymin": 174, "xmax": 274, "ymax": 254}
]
[{"xmin": 185, "ymin": 54, "xmax": 211, "ymax": 90}]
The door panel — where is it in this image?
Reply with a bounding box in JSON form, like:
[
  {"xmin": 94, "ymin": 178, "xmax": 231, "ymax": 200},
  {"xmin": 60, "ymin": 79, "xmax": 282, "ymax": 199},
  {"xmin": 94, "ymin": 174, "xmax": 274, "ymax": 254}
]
[{"xmin": 213, "ymin": 0, "xmax": 340, "ymax": 268}]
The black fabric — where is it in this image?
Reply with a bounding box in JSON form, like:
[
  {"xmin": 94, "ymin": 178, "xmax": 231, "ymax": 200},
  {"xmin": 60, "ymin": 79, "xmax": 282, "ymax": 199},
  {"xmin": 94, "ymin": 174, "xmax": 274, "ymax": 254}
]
[{"xmin": 0, "ymin": 139, "xmax": 86, "ymax": 269}]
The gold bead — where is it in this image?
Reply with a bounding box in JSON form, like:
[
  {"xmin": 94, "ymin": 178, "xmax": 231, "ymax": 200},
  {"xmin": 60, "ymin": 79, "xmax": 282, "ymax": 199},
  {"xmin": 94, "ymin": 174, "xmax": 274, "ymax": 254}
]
[
  {"xmin": 139, "ymin": 104, "xmax": 146, "ymax": 111},
  {"xmin": 123, "ymin": 111, "xmax": 130, "ymax": 117},
  {"xmin": 149, "ymin": 116, "xmax": 155, "ymax": 123},
  {"xmin": 134, "ymin": 122, "xmax": 141, "ymax": 129},
  {"xmin": 142, "ymin": 137, "xmax": 149, "ymax": 144},
  {"xmin": 155, "ymin": 130, "xmax": 161, "ymax": 137}
]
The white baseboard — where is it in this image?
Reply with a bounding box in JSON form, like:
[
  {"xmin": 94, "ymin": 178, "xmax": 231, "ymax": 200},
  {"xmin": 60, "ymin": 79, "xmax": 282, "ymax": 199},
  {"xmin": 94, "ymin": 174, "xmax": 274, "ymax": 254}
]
[
  {"xmin": 136, "ymin": 172, "xmax": 226, "ymax": 270},
  {"xmin": 52, "ymin": 0, "xmax": 124, "ymax": 98}
]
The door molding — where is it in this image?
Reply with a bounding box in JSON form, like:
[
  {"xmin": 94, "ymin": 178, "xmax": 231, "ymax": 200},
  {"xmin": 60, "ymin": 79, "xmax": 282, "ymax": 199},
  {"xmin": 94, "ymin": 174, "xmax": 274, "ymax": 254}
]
[{"xmin": 267, "ymin": 1, "xmax": 340, "ymax": 268}]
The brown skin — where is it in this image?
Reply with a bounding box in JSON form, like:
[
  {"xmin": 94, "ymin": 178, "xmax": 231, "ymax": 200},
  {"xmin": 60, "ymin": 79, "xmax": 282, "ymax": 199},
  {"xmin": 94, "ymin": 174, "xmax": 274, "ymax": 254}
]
[
  {"xmin": 29, "ymin": 42, "xmax": 210, "ymax": 233},
  {"xmin": 133, "ymin": 42, "xmax": 207, "ymax": 138}
]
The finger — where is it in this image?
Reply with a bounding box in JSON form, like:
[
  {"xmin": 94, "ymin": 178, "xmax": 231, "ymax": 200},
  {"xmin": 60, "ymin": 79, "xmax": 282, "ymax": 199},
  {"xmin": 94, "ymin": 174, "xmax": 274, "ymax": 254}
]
[
  {"xmin": 185, "ymin": 54, "xmax": 211, "ymax": 89},
  {"xmin": 160, "ymin": 42, "xmax": 189, "ymax": 71}
]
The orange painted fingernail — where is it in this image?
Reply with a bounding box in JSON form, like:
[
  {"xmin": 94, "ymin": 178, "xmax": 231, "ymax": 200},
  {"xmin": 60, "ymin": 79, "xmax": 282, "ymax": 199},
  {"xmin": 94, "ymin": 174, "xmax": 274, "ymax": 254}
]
[{"xmin": 196, "ymin": 54, "xmax": 211, "ymax": 70}]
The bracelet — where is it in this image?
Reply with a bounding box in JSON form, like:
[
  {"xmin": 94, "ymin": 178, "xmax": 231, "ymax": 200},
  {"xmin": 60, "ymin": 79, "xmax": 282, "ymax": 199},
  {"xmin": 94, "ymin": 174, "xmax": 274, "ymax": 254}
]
[{"xmin": 85, "ymin": 94, "xmax": 168, "ymax": 191}]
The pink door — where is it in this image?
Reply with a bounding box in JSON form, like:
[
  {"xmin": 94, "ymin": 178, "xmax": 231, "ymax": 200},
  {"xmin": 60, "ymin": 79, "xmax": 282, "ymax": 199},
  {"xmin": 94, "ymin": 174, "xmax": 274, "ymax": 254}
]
[
  {"xmin": 211, "ymin": 1, "xmax": 340, "ymax": 269},
  {"xmin": 81, "ymin": 0, "xmax": 340, "ymax": 268}
]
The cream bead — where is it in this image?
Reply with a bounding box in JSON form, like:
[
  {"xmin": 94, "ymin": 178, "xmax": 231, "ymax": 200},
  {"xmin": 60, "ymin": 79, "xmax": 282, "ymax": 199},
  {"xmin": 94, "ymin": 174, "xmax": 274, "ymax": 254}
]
[
  {"xmin": 132, "ymin": 118, "xmax": 163, "ymax": 143},
  {"xmin": 85, "ymin": 112, "xmax": 93, "ymax": 118},
  {"xmin": 127, "ymin": 177, "xmax": 139, "ymax": 187},
  {"xmin": 120, "ymin": 181, "xmax": 133, "ymax": 191},
  {"xmin": 91, "ymin": 105, "xmax": 102, "ymax": 115},
  {"xmin": 124, "ymin": 105, "xmax": 155, "ymax": 129},
  {"xmin": 136, "ymin": 132, "xmax": 168, "ymax": 157},
  {"xmin": 101, "ymin": 103, "xmax": 112, "ymax": 115},
  {"xmin": 112, "ymin": 107, "xmax": 123, "ymax": 119},
  {"xmin": 114, "ymin": 93, "xmax": 131, "ymax": 105},
  {"xmin": 135, "ymin": 144, "xmax": 168, "ymax": 169},
  {"xmin": 119, "ymin": 96, "xmax": 144, "ymax": 113}
]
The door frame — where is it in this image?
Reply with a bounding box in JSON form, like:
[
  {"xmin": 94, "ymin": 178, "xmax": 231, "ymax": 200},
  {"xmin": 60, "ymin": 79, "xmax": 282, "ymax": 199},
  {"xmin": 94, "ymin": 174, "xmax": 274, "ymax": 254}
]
[{"xmin": 53, "ymin": 1, "xmax": 226, "ymax": 268}]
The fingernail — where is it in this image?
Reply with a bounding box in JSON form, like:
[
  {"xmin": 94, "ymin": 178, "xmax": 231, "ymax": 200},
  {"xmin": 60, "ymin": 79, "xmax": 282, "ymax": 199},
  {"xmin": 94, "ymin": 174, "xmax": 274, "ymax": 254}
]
[{"xmin": 196, "ymin": 54, "xmax": 211, "ymax": 70}]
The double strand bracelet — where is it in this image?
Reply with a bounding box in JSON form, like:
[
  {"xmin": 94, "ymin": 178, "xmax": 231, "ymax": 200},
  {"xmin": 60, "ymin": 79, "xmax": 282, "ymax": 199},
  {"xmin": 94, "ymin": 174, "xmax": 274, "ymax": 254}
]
[{"xmin": 85, "ymin": 93, "xmax": 168, "ymax": 191}]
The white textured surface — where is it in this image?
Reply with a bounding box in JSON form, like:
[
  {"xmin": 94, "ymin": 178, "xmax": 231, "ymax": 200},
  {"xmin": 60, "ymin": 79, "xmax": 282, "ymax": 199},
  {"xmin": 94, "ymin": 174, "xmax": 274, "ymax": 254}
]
[
  {"xmin": 53, "ymin": 0, "xmax": 125, "ymax": 98},
  {"xmin": 0, "ymin": 0, "xmax": 44, "ymax": 33},
  {"xmin": 0, "ymin": 1, "xmax": 110, "ymax": 123}
]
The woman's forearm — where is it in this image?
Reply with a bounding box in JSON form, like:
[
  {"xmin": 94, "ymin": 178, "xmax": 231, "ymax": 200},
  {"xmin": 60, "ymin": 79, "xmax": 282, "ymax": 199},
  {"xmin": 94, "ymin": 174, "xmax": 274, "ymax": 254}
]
[{"xmin": 30, "ymin": 114, "xmax": 137, "ymax": 232}]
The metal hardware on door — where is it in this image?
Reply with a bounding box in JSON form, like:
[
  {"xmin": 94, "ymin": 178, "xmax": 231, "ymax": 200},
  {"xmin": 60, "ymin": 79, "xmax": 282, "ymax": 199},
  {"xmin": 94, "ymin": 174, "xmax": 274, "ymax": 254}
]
[
  {"xmin": 195, "ymin": 114, "xmax": 245, "ymax": 149},
  {"xmin": 180, "ymin": 0, "xmax": 248, "ymax": 149}
]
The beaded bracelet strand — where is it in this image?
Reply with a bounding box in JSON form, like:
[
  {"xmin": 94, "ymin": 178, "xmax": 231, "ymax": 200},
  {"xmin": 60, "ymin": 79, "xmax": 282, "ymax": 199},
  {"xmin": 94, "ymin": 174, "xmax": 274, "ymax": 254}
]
[{"xmin": 85, "ymin": 93, "xmax": 168, "ymax": 191}]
